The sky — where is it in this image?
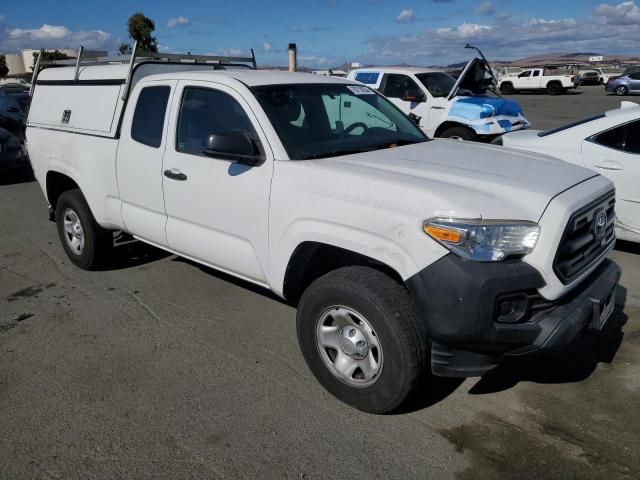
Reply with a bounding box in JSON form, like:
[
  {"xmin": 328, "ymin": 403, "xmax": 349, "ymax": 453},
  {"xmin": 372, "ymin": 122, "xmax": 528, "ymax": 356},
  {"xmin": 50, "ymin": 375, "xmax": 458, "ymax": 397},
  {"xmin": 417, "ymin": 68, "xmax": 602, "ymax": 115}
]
[{"xmin": 1, "ymin": 0, "xmax": 639, "ymax": 67}]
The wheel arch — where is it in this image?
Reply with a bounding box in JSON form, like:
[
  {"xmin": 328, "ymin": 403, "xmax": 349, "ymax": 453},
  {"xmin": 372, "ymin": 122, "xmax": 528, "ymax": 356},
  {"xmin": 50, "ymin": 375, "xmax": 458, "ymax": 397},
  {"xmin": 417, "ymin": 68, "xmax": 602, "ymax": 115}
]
[
  {"xmin": 46, "ymin": 170, "xmax": 82, "ymax": 211},
  {"xmin": 282, "ymin": 241, "xmax": 405, "ymax": 304},
  {"xmin": 434, "ymin": 121, "xmax": 475, "ymax": 138}
]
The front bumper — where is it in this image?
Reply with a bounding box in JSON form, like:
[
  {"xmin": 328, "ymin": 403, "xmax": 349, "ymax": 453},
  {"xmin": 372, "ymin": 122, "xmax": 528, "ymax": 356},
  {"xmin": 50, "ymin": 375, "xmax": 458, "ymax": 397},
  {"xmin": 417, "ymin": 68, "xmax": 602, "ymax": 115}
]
[{"xmin": 406, "ymin": 254, "xmax": 620, "ymax": 377}]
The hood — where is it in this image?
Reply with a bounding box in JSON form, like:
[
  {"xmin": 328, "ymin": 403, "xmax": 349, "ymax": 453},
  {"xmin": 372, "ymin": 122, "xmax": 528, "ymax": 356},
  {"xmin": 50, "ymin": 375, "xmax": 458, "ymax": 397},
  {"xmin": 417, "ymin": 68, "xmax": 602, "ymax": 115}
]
[
  {"xmin": 311, "ymin": 140, "xmax": 597, "ymax": 222},
  {"xmin": 448, "ymin": 58, "xmax": 495, "ymax": 100}
]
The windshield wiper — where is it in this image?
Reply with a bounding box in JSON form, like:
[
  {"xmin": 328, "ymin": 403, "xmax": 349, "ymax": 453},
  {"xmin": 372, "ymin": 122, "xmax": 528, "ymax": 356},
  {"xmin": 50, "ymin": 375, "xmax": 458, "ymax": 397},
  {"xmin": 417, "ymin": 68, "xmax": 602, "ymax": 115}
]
[
  {"xmin": 301, "ymin": 139, "xmax": 427, "ymax": 160},
  {"xmin": 302, "ymin": 147, "xmax": 375, "ymax": 160}
]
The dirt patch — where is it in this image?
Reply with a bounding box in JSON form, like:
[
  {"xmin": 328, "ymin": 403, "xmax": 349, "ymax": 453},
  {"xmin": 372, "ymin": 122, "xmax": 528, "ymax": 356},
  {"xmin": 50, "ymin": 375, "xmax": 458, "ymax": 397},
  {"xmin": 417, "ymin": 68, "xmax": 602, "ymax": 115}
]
[
  {"xmin": 440, "ymin": 308, "xmax": 640, "ymax": 480},
  {"xmin": 0, "ymin": 313, "xmax": 35, "ymax": 332}
]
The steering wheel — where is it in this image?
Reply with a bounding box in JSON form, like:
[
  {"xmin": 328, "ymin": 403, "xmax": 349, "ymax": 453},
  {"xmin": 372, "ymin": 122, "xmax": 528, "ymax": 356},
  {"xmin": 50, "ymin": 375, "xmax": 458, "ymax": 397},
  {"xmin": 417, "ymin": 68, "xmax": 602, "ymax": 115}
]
[{"xmin": 341, "ymin": 122, "xmax": 369, "ymax": 136}]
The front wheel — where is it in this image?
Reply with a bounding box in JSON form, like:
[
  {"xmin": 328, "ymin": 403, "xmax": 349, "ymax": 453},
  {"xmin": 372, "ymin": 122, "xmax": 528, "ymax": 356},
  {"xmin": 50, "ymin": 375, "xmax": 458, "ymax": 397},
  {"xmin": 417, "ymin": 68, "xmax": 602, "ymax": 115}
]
[
  {"xmin": 296, "ymin": 267, "xmax": 429, "ymax": 413},
  {"xmin": 548, "ymin": 83, "xmax": 563, "ymax": 95},
  {"xmin": 440, "ymin": 126, "xmax": 476, "ymax": 141},
  {"xmin": 56, "ymin": 189, "xmax": 113, "ymax": 270}
]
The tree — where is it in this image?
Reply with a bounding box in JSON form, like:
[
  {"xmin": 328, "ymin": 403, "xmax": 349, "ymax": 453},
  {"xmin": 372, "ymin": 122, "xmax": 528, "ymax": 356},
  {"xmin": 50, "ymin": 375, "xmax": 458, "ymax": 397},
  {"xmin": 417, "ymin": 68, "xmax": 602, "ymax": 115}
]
[
  {"xmin": 127, "ymin": 12, "xmax": 158, "ymax": 53},
  {"xmin": 118, "ymin": 42, "xmax": 133, "ymax": 55},
  {"xmin": 0, "ymin": 55, "xmax": 8, "ymax": 78},
  {"xmin": 32, "ymin": 50, "xmax": 73, "ymax": 69}
]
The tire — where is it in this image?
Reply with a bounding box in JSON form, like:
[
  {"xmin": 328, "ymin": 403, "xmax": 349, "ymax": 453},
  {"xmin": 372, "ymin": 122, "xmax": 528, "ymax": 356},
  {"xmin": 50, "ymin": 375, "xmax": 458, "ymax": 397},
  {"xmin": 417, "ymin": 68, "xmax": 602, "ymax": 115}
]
[
  {"xmin": 599, "ymin": 78, "xmax": 605, "ymax": 85},
  {"xmin": 500, "ymin": 83, "xmax": 514, "ymax": 95},
  {"xmin": 296, "ymin": 266, "xmax": 429, "ymax": 414},
  {"xmin": 56, "ymin": 189, "xmax": 112, "ymax": 270},
  {"xmin": 439, "ymin": 126, "xmax": 476, "ymax": 141},
  {"xmin": 616, "ymin": 85, "xmax": 628, "ymax": 96},
  {"xmin": 548, "ymin": 83, "xmax": 562, "ymax": 95}
]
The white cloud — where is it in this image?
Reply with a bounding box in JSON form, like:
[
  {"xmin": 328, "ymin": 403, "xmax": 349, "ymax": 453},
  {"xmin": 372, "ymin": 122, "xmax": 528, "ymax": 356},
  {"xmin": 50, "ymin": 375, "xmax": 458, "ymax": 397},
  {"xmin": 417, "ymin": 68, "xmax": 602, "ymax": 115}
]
[
  {"xmin": 362, "ymin": 1, "xmax": 640, "ymax": 64},
  {"xmin": 262, "ymin": 42, "xmax": 272, "ymax": 53},
  {"xmin": 166, "ymin": 16, "xmax": 190, "ymax": 28},
  {"xmin": 475, "ymin": 1, "xmax": 495, "ymax": 16},
  {"xmin": 1, "ymin": 24, "xmax": 115, "ymax": 51},
  {"xmin": 395, "ymin": 9, "xmax": 416, "ymax": 24},
  {"xmin": 595, "ymin": 1, "xmax": 640, "ymax": 25}
]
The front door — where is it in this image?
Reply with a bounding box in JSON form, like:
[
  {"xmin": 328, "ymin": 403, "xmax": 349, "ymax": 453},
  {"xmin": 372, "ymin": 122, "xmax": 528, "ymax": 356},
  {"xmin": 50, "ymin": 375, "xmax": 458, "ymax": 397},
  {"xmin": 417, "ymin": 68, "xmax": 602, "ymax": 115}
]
[
  {"xmin": 380, "ymin": 73, "xmax": 431, "ymax": 131},
  {"xmin": 161, "ymin": 81, "xmax": 274, "ymax": 284},
  {"xmin": 582, "ymin": 119, "xmax": 640, "ymax": 236}
]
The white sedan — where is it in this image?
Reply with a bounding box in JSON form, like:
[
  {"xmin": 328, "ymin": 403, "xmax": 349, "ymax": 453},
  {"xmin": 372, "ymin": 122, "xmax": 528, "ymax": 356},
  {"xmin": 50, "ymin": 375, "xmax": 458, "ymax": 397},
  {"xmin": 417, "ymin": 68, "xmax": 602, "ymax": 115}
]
[{"xmin": 499, "ymin": 102, "xmax": 640, "ymax": 243}]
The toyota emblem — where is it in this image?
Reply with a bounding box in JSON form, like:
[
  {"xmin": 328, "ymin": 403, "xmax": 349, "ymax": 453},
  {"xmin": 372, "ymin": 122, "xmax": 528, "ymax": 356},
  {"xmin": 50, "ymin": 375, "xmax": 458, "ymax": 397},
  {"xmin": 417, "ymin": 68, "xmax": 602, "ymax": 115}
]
[{"xmin": 593, "ymin": 210, "xmax": 607, "ymax": 240}]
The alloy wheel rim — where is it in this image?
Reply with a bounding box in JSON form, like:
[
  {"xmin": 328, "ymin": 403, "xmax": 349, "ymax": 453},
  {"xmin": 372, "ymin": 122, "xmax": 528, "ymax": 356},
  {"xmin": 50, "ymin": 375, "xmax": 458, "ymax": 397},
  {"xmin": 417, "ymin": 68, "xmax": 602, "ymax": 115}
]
[
  {"xmin": 315, "ymin": 306, "xmax": 383, "ymax": 388},
  {"xmin": 62, "ymin": 208, "xmax": 85, "ymax": 255}
]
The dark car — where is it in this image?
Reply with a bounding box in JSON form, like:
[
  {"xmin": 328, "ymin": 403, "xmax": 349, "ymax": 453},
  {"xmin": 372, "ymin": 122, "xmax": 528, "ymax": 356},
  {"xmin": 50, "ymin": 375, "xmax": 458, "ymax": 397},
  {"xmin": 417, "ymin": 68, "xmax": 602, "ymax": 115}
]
[
  {"xmin": 0, "ymin": 93, "xmax": 29, "ymax": 140},
  {"xmin": 606, "ymin": 72, "xmax": 640, "ymax": 96},
  {"xmin": 0, "ymin": 127, "xmax": 27, "ymax": 171}
]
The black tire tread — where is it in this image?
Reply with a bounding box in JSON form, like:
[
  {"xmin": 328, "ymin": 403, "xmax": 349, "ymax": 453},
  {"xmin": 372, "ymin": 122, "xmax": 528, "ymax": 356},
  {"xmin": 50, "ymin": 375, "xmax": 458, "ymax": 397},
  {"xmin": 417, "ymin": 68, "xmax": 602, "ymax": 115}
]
[
  {"xmin": 297, "ymin": 266, "xmax": 429, "ymax": 413},
  {"xmin": 56, "ymin": 189, "xmax": 112, "ymax": 270}
]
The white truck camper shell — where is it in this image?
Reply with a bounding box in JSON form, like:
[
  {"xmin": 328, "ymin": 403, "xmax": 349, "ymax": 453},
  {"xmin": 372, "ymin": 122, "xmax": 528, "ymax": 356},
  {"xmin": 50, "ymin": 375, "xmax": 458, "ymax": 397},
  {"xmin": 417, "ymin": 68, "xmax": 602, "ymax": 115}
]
[{"xmin": 29, "ymin": 44, "xmax": 257, "ymax": 138}]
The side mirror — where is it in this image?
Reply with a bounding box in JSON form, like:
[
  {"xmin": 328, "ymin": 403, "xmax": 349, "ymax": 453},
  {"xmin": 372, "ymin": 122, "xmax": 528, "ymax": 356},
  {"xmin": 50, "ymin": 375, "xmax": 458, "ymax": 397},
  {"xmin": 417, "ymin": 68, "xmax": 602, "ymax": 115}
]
[
  {"xmin": 402, "ymin": 90, "xmax": 426, "ymax": 103},
  {"xmin": 7, "ymin": 106, "xmax": 20, "ymax": 113},
  {"xmin": 202, "ymin": 132, "xmax": 263, "ymax": 166}
]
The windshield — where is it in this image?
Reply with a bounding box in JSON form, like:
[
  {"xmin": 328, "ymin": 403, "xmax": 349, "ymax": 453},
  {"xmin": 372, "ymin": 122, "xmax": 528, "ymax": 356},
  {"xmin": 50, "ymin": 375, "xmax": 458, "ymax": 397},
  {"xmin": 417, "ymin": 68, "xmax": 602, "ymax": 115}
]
[
  {"xmin": 415, "ymin": 72, "xmax": 456, "ymax": 98},
  {"xmin": 251, "ymin": 83, "xmax": 427, "ymax": 160}
]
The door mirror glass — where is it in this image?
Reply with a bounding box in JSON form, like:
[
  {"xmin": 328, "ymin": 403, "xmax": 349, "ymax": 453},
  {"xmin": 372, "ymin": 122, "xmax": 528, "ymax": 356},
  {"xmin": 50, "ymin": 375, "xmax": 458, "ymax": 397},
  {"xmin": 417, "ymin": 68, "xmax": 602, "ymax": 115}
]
[
  {"xmin": 202, "ymin": 132, "xmax": 263, "ymax": 166},
  {"xmin": 402, "ymin": 90, "xmax": 426, "ymax": 102}
]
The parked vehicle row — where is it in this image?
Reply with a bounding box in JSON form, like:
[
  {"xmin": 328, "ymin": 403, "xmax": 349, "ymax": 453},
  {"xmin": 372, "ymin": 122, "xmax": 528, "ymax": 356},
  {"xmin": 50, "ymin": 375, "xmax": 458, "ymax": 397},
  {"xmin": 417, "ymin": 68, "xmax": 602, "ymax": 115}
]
[
  {"xmin": 0, "ymin": 84, "xmax": 29, "ymax": 172},
  {"xmin": 25, "ymin": 49, "xmax": 620, "ymax": 413}
]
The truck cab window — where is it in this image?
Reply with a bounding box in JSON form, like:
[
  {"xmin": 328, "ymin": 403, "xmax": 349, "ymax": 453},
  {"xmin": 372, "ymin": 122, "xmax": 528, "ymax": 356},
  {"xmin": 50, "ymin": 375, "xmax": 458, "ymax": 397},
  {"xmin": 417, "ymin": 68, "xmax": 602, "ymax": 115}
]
[
  {"xmin": 131, "ymin": 86, "xmax": 171, "ymax": 148},
  {"xmin": 382, "ymin": 74, "xmax": 421, "ymax": 99},
  {"xmin": 532, "ymin": 70, "xmax": 540, "ymax": 77},
  {"xmin": 177, "ymin": 87, "xmax": 256, "ymax": 156}
]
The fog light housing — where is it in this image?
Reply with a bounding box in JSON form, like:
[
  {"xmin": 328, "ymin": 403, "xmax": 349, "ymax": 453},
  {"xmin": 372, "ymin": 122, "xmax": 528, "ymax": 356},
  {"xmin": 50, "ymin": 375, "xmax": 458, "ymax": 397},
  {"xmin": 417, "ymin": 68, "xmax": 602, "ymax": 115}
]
[{"xmin": 495, "ymin": 293, "xmax": 530, "ymax": 323}]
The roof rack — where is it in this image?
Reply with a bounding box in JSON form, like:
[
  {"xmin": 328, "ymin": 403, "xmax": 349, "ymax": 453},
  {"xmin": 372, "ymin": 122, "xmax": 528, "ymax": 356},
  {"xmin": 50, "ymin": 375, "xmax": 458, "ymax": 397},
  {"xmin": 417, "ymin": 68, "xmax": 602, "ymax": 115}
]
[{"xmin": 30, "ymin": 41, "xmax": 258, "ymax": 98}]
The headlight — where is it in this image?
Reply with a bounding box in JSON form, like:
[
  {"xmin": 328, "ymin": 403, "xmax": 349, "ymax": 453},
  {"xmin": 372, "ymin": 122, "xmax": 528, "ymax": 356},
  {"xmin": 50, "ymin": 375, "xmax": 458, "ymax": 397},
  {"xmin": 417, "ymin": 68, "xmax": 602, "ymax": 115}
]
[{"xmin": 423, "ymin": 218, "xmax": 540, "ymax": 262}]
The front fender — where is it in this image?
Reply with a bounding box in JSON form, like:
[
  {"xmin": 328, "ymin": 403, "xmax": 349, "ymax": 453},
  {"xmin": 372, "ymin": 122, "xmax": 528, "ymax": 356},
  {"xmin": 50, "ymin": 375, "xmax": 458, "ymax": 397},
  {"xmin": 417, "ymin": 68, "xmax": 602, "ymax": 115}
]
[{"xmin": 268, "ymin": 218, "xmax": 448, "ymax": 297}]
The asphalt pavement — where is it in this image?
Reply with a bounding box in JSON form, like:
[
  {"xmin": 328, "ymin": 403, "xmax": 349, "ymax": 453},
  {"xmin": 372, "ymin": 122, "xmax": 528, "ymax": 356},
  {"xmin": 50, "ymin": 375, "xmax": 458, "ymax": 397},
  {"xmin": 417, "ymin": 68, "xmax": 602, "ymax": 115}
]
[{"xmin": 1, "ymin": 85, "xmax": 639, "ymax": 480}]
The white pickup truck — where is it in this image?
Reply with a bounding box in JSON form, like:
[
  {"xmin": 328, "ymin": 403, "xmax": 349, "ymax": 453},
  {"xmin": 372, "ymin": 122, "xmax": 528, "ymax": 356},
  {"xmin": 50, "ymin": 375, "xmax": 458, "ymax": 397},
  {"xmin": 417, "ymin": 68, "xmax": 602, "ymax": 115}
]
[
  {"xmin": 26, "ymin": 51, "xmax": 620, "ymax": 413},
  {"xmin": 499, "ymin": 67, "xmax": 579, "ymax": 95}
]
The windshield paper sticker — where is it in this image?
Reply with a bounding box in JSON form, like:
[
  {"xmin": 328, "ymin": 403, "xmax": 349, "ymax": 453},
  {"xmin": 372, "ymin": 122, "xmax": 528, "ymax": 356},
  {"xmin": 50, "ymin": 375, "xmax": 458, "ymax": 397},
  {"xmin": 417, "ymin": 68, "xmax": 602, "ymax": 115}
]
[{"xmin": 347, "ymin": 85, "xmax": 375, "ymax": 95}]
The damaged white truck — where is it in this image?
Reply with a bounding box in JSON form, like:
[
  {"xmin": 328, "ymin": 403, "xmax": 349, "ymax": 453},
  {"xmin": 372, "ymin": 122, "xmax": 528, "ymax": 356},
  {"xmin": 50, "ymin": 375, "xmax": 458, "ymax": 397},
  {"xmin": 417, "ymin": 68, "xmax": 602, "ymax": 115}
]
[
  {"xmin": 27, "ymin": 49, "xmax": 620, "ymax": 413},
  {"xmin": 347, "ymin": 59, "xmax": 530, "ymax": 141}
]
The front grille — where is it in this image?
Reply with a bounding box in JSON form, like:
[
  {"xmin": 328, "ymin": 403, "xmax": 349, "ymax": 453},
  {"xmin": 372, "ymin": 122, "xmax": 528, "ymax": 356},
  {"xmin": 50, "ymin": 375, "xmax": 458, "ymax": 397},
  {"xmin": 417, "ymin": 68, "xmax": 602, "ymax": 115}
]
[{"xmin": 554, "ymin": 191, "xmax": 616, "ymax": 284}]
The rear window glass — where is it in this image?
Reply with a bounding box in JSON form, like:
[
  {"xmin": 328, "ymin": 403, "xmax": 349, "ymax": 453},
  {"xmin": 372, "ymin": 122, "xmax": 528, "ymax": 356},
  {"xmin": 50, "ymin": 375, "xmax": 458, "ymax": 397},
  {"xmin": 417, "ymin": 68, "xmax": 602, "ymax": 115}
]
[
  {"xmin": 354, "ymin": 72, "xmax": 380, "ymax": 84},
  {"xmin": 131, "ymin": 86, "xmax": 171, "ymax": 148},
  {"xmin": 538, "ymin": 114, "xmax": 605, "ymax": 137}
]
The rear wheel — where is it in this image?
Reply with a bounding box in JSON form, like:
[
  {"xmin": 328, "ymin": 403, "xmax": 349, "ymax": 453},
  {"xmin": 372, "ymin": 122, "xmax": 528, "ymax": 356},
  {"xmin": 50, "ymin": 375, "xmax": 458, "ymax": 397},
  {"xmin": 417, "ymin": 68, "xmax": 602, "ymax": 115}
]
[
  {"xmin": 616, "ymin": 85, "xmax": 628, "ymax": 96},
  {"xmin": 440, "ymin": 126, "xmax": 476, "ymax": 141},
  {"xmin": 500, "ymin": 83, "xmax": 514, "ymax": 95},
  {"xmin": 296, "ymin": 267, "xmax": 429, "ymax": 413},
  {"xmin": 56, "ymin": 189, "xmax": 112, "ymax": 270},
  {"xmin": 548, "ymin": 83, "xmax": 562, "ymax": 95}
]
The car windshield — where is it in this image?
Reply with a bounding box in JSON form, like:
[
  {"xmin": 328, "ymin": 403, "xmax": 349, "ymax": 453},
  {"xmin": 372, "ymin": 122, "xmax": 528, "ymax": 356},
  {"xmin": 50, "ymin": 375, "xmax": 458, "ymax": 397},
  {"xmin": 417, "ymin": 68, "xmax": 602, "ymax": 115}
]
[
  {"xmin": 415, "ymin": 72, "xmax": 456, "ymax": 98},
  {"xmin": 251, "ymin": 83, "xmax": 427, "ymax": 160}
]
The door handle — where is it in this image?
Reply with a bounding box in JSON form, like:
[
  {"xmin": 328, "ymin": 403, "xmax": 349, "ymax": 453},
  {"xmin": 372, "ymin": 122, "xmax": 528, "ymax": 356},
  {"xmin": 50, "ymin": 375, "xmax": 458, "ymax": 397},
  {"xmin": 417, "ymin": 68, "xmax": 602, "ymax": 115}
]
[
  {"xmin": 164, "ymin": 168, "xmax": 188, "ymax": 181},
  {"xmin": 593, "ymin": 160, "xmax": 623, "ymax": 171}
]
